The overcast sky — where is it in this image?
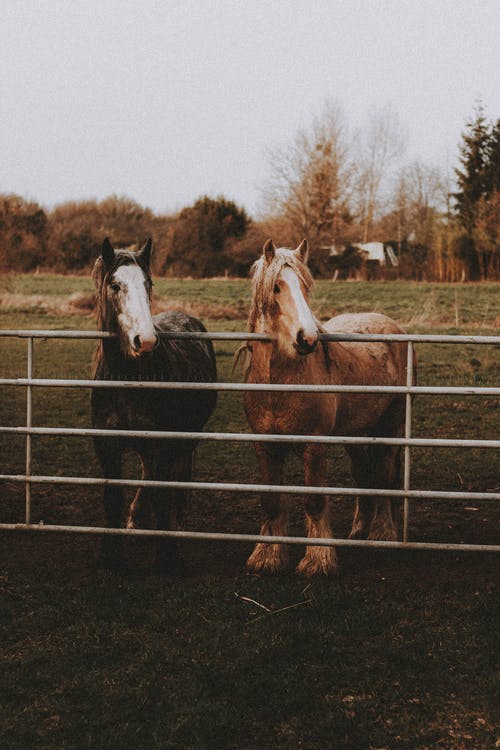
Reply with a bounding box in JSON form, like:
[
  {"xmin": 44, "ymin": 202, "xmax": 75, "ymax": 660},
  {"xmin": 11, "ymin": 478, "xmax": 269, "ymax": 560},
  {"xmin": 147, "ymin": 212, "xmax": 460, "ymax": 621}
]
[{"xmin": 1, "ymin": 0, "xmax": 499, "ymax": 217}]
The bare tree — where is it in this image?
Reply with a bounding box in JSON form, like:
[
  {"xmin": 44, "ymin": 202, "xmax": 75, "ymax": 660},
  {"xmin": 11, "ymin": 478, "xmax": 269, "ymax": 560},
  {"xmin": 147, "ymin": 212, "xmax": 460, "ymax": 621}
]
[
  {"xmin": 400, "ymin": 160, "xmax": 446, "ymax": 246},
  {"xmin": 355, "ymin": 104, "xmax": 406, "ymax": 242},
  {"xmin": 384, "ymin": 160, "xmax": 448, "ymax": 279},
  {"xmin": 260, "ymin": 100, "xmax": 355, "ymax": 257}
]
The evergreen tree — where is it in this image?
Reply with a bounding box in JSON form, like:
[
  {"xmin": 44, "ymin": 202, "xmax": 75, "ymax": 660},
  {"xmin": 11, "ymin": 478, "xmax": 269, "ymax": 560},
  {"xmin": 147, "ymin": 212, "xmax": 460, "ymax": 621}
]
[
  {"xmin": 484, "ymin": 118, "xmax": 500, "ymax": 196},
  {"xmin": 454, "ymin": 103, "xmax": 491, "ymax": 234},
  {"xmin": 454, "ymin": 103, "xmax": 498, "ymax": 278}
]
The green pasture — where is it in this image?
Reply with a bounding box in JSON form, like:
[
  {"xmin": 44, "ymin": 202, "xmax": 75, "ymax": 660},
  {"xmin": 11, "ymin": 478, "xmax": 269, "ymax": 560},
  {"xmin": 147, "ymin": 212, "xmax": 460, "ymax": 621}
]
[
  {"xmin": 0, "ymin": 278, "xmax": 499, "ymax": 749},
  {"xmin": 2, "ymin": 272, "xmax": 499, "ymax": 326}
]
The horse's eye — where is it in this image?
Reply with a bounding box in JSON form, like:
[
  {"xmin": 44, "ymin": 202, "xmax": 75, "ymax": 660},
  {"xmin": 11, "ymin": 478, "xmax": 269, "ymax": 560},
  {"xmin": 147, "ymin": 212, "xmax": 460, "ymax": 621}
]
[
  {"xmin": 274, "ymin": 284, "xmax": 280, "ymax": 294},
  {"xmin": 110, "ymin": 282, "xmax": 120, "ymax": 293}
]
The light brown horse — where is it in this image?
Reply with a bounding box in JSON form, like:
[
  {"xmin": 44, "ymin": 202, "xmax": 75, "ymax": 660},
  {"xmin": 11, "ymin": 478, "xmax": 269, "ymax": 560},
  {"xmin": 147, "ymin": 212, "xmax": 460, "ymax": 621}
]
[{"xmin": 243, "ymin": 239, "xmax": 414, "ymax": 577}]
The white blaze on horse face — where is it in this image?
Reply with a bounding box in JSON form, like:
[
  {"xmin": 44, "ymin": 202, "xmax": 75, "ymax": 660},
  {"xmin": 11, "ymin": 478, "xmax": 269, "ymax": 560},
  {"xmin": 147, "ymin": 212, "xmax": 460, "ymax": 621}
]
[
  {"xmin": 112, "ymin": 264, "xmax": 158, "ymax": 356},
  {"xmin": 277, "ymin": 266, "xmax": 319, "ymax": 356}
]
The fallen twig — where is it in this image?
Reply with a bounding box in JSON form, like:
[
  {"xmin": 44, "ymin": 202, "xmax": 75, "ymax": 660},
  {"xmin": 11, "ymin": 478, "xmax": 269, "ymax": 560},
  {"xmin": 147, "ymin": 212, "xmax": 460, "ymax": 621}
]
[
  {"xmin": 249, "ymin": 598, "xmax": 313, "ymax": 623},
  {"xmin": 234, "ymin": 592, "xmax": 271, "ymax": 612}
]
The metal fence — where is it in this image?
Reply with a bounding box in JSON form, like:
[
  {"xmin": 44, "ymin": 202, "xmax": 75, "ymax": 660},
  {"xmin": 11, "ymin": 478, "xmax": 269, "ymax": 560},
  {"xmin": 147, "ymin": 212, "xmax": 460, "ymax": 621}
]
[{"xmin": 1, "ymin": 328, "xmax": 499, "ymax": 553}]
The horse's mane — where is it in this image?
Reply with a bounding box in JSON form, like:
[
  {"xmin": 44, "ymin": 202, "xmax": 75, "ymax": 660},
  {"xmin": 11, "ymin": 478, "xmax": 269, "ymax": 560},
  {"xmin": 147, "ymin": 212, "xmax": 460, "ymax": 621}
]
[
  {"xmin": 247, "ymin": 247, "xmax": 314, "ymax": 332},
  {"xmin": 234, "ymin": 246, "xmax": 330, "ymax": 377}
]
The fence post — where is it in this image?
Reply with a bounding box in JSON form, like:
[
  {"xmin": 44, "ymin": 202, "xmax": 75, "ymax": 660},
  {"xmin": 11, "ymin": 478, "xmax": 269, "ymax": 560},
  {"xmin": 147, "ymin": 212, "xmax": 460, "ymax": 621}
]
[
  {"xmin": 25, "ymin": 337, "xmax": 33, "ymax": 525},
  {"xmin": 402, "ymin": 343, "xmax": 413, "ymax": 543}
]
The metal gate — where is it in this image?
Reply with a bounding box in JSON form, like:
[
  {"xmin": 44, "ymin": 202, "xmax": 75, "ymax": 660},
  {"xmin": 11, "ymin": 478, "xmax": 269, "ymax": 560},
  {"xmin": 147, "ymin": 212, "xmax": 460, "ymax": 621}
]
[{"xmin": 1, "ymin": 329, "xmax": 499, "ymax": 552}]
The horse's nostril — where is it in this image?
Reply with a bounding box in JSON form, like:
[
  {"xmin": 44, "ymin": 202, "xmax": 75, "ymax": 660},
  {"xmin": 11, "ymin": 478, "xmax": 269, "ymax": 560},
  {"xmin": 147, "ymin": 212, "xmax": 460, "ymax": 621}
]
[
  {"xmin": 296, "ymin": 328, "xmax": 319, "ymax": 354},
  {"xmin": 133, "ymin": 335, "xmax": 141, "ymax": 351}
]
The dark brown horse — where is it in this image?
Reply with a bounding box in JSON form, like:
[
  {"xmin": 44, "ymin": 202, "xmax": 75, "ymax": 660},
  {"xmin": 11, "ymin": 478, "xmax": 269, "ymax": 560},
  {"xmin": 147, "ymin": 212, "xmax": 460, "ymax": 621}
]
[
  {"xmin": 91, "ymin": 238, "xmax": 217, "ymax": 571},
  {"xmin": 244, "ymin": 239, "xmax": 414, "ymax": 577}
]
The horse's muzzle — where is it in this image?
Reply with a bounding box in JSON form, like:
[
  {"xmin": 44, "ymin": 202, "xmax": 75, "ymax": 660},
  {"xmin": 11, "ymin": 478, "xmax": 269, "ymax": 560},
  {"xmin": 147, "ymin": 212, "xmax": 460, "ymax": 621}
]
[
  {"xmin": 132, "ymin": 333, "xmax": 159, "ymax": 355},
  {"xmin": 294, "ymin": 329, "xmax": 319, "ymax": 355}
]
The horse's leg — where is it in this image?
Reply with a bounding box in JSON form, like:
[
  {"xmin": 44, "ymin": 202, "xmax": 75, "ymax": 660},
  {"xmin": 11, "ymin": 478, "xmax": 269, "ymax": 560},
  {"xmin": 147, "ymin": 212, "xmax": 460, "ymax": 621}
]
[
  {"xmin": 153, "ymin": 450, "xmax": 191, "ymax": 574},
  {"xmin": 126, "ymin": 452, "xmax": 156, "ymax": 530},
  {"xmin": 94, "ymin": 439, "xmax": 125, "ymax": 570},
  {"xmin": 367, "ymin": 398, "xmax": 405, "ymax": 541},
  {"xmin": 296, "ymin": 444, "xmax": 338, "ymax": 577},
  {"xmin": 246, "ymin": 443, "xmax": 288, "ymax": 574},
  {"xmin": 367, "ymin": 444, "xmax": 401, "ymax": 541},
  {"xmin": 345, "ymin": 445, "xmax": 374, "ymax": 539}
]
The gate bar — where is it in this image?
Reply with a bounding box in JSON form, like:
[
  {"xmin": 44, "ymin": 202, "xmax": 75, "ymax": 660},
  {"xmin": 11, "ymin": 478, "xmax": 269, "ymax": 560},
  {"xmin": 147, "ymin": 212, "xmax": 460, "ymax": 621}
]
[
  {"xmin": 2, "ymin": 329, "xmax": 500, "ymax": 344},
  {"xmin": 403, "ymin": 343, "xmax": 414, "ymax": 543},
  {"xmin": 2, "ymin": 473, "xmax": 499, "ymax": 501},
  {"xmin": 25, "ymin": 337, "xmax": 33, "ymax": 526},
  {"xmin": 0, "ymin": 522, "xmax": 498, "ymax": 552},
  {"xmin": 0, "ymin": 425, "xmax": 498, "ymax": 449},
  {"xmin": 1, "ymin": 378, "xmax": 499, "ymax": 396}
]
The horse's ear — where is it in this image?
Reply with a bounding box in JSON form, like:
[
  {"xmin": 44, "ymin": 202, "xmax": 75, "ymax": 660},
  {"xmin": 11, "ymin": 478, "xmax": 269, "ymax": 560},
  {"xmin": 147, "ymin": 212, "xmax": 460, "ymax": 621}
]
[
  {"xmin": 295, "ymin": 239, "xmax": 309, "ymax": 264},
  {"xmin": 101, "ymin": 237, "xmax": 115, "ymax": 269},
  {"xmin": 263, "ymin": 238, "xmax": 276, "ymax": 264},
  {"xmin": 139, "ymin": 238, "xmax": 153, "ymax": 268}
]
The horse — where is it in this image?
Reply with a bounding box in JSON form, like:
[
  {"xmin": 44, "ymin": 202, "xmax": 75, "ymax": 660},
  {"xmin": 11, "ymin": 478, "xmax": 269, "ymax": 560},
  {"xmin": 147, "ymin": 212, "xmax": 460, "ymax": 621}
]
[
  {"xmin": 91, "ymin": 237, "xmax": 217, "ymax": 572},
  {"xmin": 243, "ymin": 238, "xmax": 414, "ymax": 577}
]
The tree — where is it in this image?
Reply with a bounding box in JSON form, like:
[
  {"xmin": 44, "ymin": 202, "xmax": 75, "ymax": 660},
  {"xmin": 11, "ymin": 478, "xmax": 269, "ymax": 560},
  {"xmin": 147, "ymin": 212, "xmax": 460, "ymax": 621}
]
[
  {"xmin": 164, "ymin": 196, "xmax": 250, "ymax": 277},
  {"xmin": 377, "ymin": 161, "xmax": 448, "ymax": 280},
  {"xmin": 46, "ymin": 195, "xmax": 157, "ymax": 271},
  {"xmin": 454, "ymin": 103, "xmax": 499, "ymax": 279},
  {"xmin": 225, "ymin": 222, "xmax": 270, "ymax": 277},
  {"xmin": 355, "ymin": 104, "xmax": 406, "ymax": 242},
  {"xmin": 261, "ymin": 100, "xmax": 355, "ymax": 275},
  {"xmin": 472, "ymin": 190, "xmax": 500, "ymax": 278},
  {"xmin": 0, "ymin": 194, "xmax": 48, "ymax": 271}
]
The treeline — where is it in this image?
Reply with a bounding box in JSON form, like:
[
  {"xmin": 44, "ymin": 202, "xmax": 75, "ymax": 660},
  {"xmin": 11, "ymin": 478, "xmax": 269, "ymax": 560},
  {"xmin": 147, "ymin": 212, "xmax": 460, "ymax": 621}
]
[
  {"xmin": 1, "ymin": 102, "xmax": 498, "ymax": 280},
  {"xmin": 0, "ymin": 194, "xmax": 265, "ymax": 277}
]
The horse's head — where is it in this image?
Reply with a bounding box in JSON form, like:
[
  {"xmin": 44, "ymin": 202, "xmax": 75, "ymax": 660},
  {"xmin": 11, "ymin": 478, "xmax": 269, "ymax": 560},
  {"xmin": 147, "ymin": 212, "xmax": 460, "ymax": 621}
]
[
  {"xmin": 249, "ymin": 239, "xmax": 320, "ymax": 358},
  {"xmin": 93, "ymin": 238, "xmax": 158, "ymax": 357}
]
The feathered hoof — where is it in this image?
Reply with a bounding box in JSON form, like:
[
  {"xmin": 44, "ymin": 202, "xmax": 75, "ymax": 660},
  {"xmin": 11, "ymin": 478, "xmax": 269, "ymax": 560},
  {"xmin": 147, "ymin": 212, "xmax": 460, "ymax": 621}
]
[
  {"xmin": 296, "ymin": 547, "xmax": 338, "ymax": 578},
  {"xmin": 367, "ymin": 521, "xmax": 398, "ymax": 542},
  {"xmin": 348, "ymin": 524, "xmax": 369, "ymax": 540},
  {"xmin": 246, "ymin": 543, "xmax": 288, "ymax": 576}
]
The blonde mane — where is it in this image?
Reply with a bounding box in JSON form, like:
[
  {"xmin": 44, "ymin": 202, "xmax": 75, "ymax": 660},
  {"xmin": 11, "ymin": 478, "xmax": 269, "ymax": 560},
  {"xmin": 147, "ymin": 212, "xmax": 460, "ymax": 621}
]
[{"xmin": 247, "ymin": 247, "xmax": 314, "ymax": 332}]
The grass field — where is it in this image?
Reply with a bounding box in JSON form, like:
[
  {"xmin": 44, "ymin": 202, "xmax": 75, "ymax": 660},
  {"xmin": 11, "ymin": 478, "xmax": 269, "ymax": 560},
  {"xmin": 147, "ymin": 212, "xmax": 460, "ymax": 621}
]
[{"xmin": 1, "ymin": 276, "xmax": 499, "ymax": 749}]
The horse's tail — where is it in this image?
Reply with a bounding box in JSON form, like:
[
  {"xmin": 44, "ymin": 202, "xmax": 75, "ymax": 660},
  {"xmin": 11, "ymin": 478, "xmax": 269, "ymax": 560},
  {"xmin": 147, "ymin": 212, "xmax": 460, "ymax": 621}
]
[{"xmin": 232, "ymin": 342, "xmax": 252, "ymax": 379}]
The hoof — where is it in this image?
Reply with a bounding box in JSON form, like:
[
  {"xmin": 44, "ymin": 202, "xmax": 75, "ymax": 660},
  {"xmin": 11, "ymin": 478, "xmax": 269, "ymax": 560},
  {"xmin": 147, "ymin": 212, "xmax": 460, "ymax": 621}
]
[
  {"xmin": 348, "ymin": 524, "xmax": 369, "ymax": 540},
  {"xmin": 296, "ymin": 546, "xmax": 338, "ymax": 578},
  {"xmin": 367, "ymin": 520, "xmax": 398, "ymax": 541},
  {"xmin": 246, "ymin": 543, "xmax": 288, "ymax": 576}
]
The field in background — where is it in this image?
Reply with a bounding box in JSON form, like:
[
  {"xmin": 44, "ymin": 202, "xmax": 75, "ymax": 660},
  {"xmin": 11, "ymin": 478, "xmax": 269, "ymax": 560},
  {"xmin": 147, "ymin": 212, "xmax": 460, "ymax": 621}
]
[
  {"xmin": 1, "ymin": 277, "xmax": 499, "ymax": 749},
  {"xmin": 1, "ymin": 272, "xmax": 500, "ymax": 326}
]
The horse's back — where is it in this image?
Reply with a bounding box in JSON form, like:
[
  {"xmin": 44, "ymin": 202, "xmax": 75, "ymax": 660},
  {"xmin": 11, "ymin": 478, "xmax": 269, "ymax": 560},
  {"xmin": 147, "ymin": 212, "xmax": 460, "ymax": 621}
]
[
  {"xmin": 323, "ymin": 312, "xmax": 409, "ymax": 388},
  {"xmin": 153, "ymin": 309, "xmax": 209, "ymax": 335},
  {"xmin": 323, "ymin": 311, "xmax": 405, "ymax": 336},
  {"xmin": 153, "ymin": 310, "xmax": 217, "ymax": 383}
]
